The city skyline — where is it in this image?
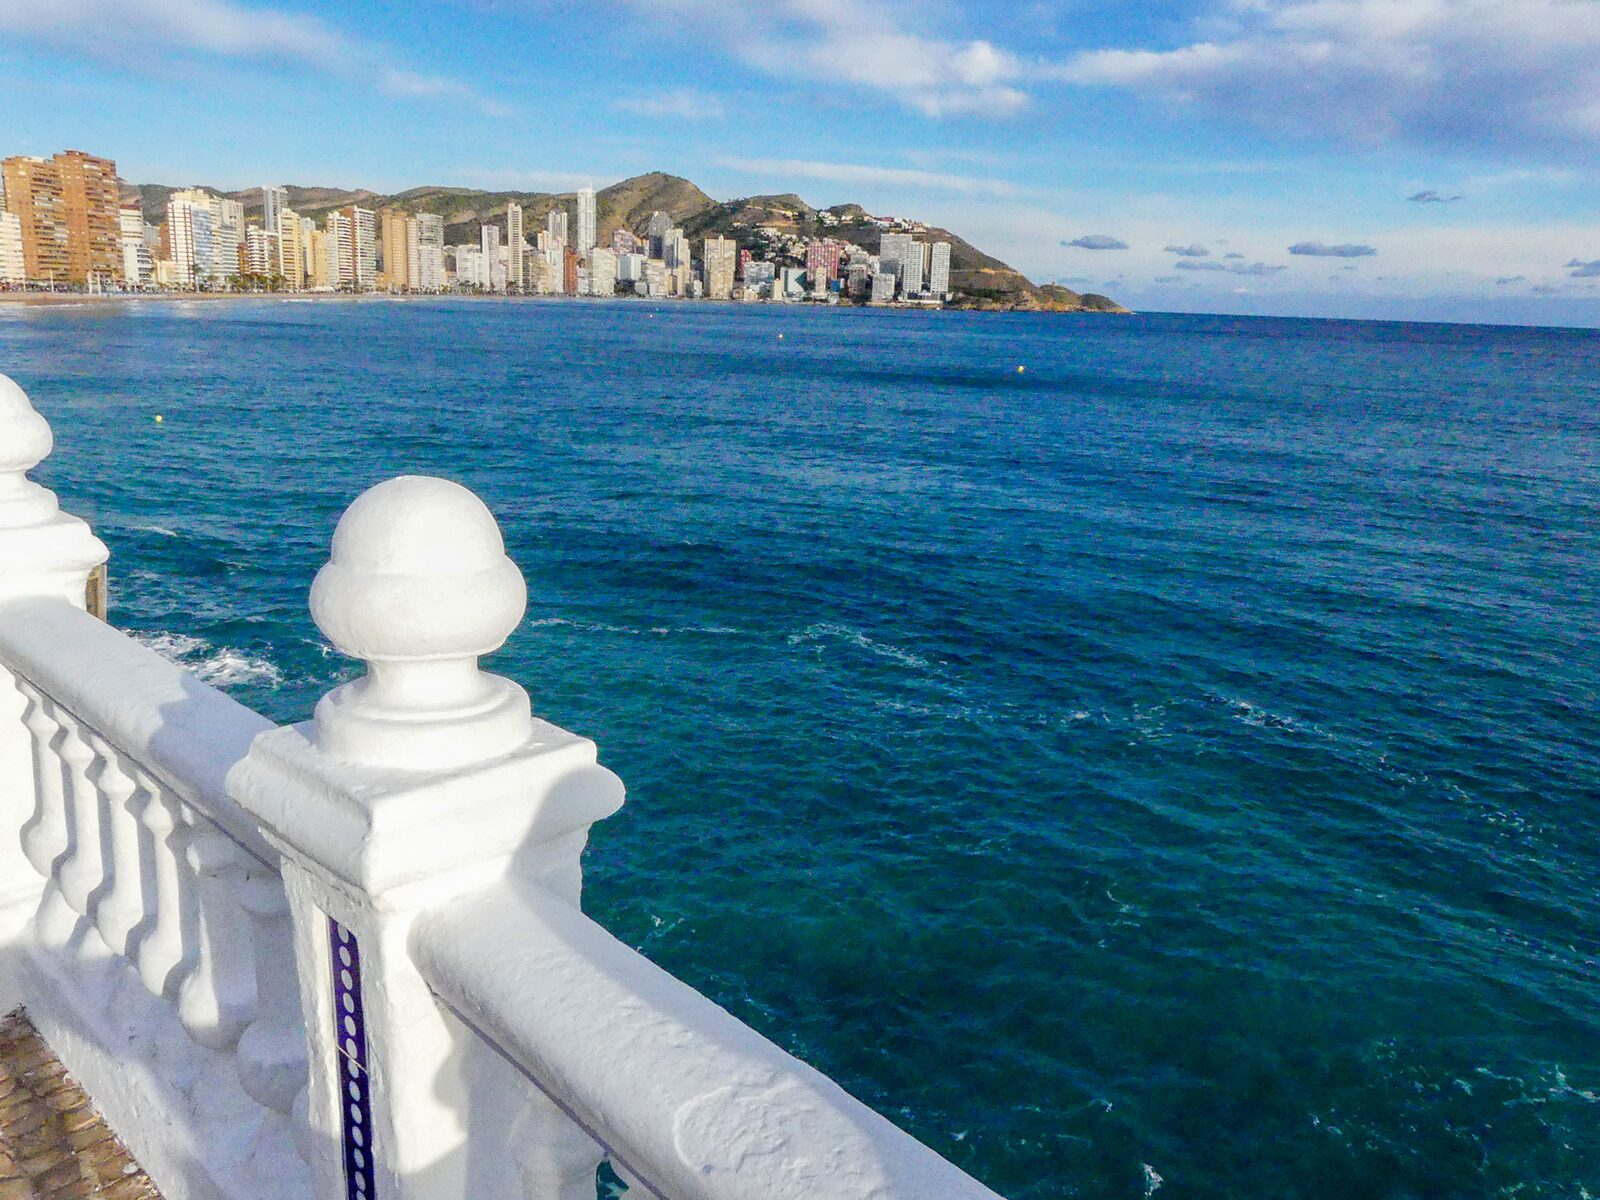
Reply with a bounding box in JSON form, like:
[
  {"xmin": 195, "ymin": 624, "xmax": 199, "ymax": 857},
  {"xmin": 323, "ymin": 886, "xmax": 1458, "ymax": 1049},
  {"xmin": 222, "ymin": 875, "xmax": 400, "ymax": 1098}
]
[
  {"xmin": 0, "ymin": 146, "xmax": 968, "ymax": 306},
  {"xmin": 0, "ymin": 1, "xmax": 1596, "ymax": 325}
]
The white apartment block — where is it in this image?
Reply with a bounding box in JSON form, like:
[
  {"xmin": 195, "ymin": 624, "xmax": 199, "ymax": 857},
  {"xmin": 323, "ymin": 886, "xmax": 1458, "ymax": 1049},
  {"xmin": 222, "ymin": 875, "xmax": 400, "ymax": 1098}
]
[
  {"xmin": 587, "ymin": 247, "xmax": 616, "ymax": 296},
  {"xmin": 506, "ymin": 203, "xmax": 524, "ymax": 290},
  {"xmin": 929, "ymin": 241, "xmax": 952, "ymax": 297},
  {"xmin": 702, "ymin": 236, "xmax": 737, "ymax": 300},
  {"xmin": 0, "ymin": 211, "xmax": 24, "ymax": 285},
  {"xmin": 576, "ymin": 186, "xmax": 596, "ymax": 252}
]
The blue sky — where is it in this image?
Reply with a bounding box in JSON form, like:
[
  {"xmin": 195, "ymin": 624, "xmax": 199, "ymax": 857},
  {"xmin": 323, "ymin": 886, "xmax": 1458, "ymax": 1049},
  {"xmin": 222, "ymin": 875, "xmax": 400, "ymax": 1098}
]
[{"xmin": 1, "ymin": 0, "xmax": 1597, "ymax": 325}]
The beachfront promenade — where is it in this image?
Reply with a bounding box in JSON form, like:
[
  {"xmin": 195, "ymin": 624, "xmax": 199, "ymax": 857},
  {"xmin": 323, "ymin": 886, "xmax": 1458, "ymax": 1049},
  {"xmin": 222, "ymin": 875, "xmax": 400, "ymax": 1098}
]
[{"xmin": 0, "ymin": 373, "xmax": 1003, "ymax": 1200}]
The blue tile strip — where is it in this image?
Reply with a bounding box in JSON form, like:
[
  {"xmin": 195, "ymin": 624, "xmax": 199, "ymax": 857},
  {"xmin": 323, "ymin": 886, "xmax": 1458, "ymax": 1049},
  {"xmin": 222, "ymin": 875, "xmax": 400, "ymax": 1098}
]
[{"xmin": 330, "ymin": 918, "xmax": 375, "ymax": 1200}]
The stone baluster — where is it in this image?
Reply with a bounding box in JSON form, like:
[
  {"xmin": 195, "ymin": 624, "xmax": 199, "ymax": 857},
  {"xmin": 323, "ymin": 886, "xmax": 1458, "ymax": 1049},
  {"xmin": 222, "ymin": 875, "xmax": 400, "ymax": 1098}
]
[
  {"xmin": 0, "ymin": 373, "xmax": 108, "ymax": 910},
  {"xmin": 176, "ymin": 812, "xmax": 261, "ymax": 1050},
  {"xmin": 41, "ymin": 713, "xmax": 102, "ymax": 951},
  {"xmin": 129, "ymin": 770, "xmax": 193, "ymax": 1001},
  {"xmin": 84, "ymin": 733, "xmax": 147, "ymax": 957},
  {"xmin": 231, "ymin": 476, "xmax": 625, "ymax": 1200},
  {"xmin": 16, "ymin": 681, "xmax": 68, "ymax": 880},
  {"xmin": 237, "ymin": 863, "xmax": 308, "ymax": 1114}
]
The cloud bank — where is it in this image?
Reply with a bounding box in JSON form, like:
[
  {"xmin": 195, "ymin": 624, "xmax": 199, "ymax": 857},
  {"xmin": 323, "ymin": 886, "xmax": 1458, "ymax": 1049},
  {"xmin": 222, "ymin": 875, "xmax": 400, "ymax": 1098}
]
[
  {"xmin": 1290, "ymin": 241, "xmax": 1377, "ymax": 257},
  {"xmin": 1065, "ymin": 234, "xmax": 1129, "ymax": 250},
  {"xmin": 1164, "ymin": 243, "xmax": 1210, "ymax": 257},
  {"xmin": 1060, "ymin": 0, "xmax": 1600, "ymax": 156}
]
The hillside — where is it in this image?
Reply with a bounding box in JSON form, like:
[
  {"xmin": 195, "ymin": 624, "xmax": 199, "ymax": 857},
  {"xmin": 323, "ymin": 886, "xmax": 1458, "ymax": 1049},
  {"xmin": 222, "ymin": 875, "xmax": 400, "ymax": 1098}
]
[{"xmin": 121, "ymin": 171, "xmax": 1126, "ymax": 311}]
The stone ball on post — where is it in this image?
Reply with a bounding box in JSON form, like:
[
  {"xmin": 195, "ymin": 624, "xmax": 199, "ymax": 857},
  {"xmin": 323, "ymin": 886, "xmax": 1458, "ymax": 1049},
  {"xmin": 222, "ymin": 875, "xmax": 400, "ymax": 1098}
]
[
  {"xmin": 310, "ymin": 476, "xmax": 535, "ymax": 770},
  {"xmin": 0, "ymin": 372, "xmax": 53, "ymax": 475}
]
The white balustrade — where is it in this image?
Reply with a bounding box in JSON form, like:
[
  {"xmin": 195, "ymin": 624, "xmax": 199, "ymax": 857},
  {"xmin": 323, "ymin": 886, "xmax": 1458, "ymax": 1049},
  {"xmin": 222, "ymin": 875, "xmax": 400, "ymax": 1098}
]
[{"xmin": 1, "ymin": 372, "xmax": 1009, "ymax": 1200}]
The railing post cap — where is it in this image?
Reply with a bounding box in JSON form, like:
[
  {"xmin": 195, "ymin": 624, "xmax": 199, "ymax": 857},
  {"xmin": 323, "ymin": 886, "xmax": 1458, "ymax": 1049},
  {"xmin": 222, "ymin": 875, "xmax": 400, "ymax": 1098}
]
[
  {"xmin": 310, "ymin": 476, "xmax": 534, "ymax": 769},
  {"xmin": 0, "ymin": 372, "xmax": 54, "ymax": 476}
]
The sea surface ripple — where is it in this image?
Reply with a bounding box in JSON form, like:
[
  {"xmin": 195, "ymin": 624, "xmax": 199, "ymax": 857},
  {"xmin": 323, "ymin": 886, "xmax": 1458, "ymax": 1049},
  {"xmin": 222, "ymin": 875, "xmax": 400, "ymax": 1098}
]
[{"xmin": 5, "ymin": 299, "xmax": 1599, "ymax": 1199}]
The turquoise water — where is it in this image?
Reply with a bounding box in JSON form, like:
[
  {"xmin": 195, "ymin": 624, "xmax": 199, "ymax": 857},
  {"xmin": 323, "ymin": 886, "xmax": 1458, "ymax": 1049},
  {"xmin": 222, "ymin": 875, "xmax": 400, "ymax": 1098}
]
[{"xmin": 5, "ymin": 299, "xmax": 1599, "ymax": 1199}]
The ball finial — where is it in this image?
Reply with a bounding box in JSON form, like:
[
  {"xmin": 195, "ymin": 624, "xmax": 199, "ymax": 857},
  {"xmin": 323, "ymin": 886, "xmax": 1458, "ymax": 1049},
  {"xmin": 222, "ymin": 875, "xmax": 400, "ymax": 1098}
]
[
  {"xmin": 0, "ymin": 373, "xmax": 56, "ymax": 512},
  {"xmin": 310, "ymin": 476, "xmax": 534, "ymax": 769}
]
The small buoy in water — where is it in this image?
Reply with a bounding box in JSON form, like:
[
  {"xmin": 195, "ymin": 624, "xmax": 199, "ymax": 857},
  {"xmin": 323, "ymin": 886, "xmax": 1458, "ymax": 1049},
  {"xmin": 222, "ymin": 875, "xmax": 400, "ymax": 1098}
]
[
  {"xmin": 1016, "ymin": 365, "xmax": 1026, "ymax": 374},
  {"xmin": 778, "ymin": 333, "xmax": 785, "ymax": 340},
  {"xmin": 154, "ymin": 414, "xmax": 164, "ymax": 423}
]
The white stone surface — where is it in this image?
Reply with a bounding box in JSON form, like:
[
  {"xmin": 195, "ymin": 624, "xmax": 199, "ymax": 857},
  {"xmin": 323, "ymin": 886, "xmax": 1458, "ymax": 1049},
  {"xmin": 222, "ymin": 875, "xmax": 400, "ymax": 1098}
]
[{"xmin": 310, "ymin": 475, "xmax": 533, "ymax": 770}]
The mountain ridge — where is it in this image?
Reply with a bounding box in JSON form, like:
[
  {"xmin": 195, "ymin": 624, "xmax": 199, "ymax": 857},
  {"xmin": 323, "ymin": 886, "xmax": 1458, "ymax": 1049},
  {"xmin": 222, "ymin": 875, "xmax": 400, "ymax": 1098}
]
[{"xmin": 121, "ymin": 171, "xmax": 1125, "ymax": 312}]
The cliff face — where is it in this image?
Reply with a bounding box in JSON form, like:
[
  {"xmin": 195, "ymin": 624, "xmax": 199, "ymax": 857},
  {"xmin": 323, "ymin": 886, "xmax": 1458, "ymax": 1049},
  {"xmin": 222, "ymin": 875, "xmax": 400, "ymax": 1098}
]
[{"xmin": 121, "ymin": 173, "xmax": 1127, "ymax": 312}]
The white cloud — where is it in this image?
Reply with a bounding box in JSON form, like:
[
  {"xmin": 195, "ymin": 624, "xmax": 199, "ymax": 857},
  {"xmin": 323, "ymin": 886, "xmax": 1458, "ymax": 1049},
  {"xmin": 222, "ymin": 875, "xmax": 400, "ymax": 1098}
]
[
  {"xmin": 1060, "ymin": 0, "xmax": 1600, "ymax": 155},
  {"xmin": 622, "ymin": 0, "xmax": 1036, "ymax": 117},
  {"xmin": 0, "ymin": 0, "xmax": 508, "ymax": 114},
  {"xmin": 713, "ymin": 156, "xmax": 1021, "ymax": 197},
  {"xmin": 614, "ymin": 88, "xmax": 726, "ymax": 120}
]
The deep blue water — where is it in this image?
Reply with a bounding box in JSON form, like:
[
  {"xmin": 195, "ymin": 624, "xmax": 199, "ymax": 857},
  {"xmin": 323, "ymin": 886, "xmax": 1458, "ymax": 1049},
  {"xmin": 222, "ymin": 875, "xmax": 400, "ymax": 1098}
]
[{"xmin": 4, "ymin": 298, "xmax": 1599, "ymax": 1199}]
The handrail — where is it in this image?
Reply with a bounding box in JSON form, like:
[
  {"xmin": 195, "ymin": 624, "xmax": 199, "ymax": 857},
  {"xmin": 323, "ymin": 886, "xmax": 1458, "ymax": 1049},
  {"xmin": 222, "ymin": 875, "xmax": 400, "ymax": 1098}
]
[
  {"xmin": 412, "ymin": 881, "xmax": 1004, "ymax": 1200},
  {"xmin": 0, "ymin": 595, "xmax": 278, "ymax": 865}
]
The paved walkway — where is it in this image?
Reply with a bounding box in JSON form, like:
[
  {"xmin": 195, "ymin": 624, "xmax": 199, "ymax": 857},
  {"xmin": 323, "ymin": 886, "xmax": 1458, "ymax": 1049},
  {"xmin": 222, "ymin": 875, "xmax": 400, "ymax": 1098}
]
[{"xmin": 0, "ymin": 1010, "xmax": 161, "ymax": 1200}]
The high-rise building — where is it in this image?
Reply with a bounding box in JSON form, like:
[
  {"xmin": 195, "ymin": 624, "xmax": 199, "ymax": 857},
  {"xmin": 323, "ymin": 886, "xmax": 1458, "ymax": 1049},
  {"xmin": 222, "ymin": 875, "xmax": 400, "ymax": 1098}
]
[
  {"xmin": 326, "ymin": 210, "xmax": 354, "ymax": 288},
  {"xmin": 617, "ymin": 252, "xmax": 645, "ymax": 283},
  {"xmin": 575, "ymin": 186, "xmax": 596, "ymax": 252},
  {"xmin": 380, "ymin": 209, "xmax": 411, "ymax": 291},
  {"xmin": 663, "ymin": 228, "xmax": 690, "ymax": 272},
  {"xmin": 277, "ymin": 207, "xmax": 303, "ymax": 289},
  {"xmin": 480, "ymin": 224, "xmax": 504, "ymax": 292},
  {"xmin": 878, "ymin": 232, "xmax": 914, "ymax": 285},
  {"xmin": 901, "ymin": 239, "xmax": 925, "ymax": 295},
  {"xmin": 869, "ymin": 271, "xmax": 897, "ymax": 304},
  {"xmin": 167, "ymin": 191, "xmax": 218, "ymax": 288},
  {"xmin": 546, "ymin": 209, "xmax": 568, "ymax": 246},
  {"xmin": 612, "ymin": 228, "xmax": 640, "ymax": 256},
  {"xmin": 343, "ymin": 206, "xmax": 376, "ymax": 290},
  {"xmin": 586, "ymin": 247, "xmax": 616, "ymax": 296},
  {"xmin": 57, "ymin": 151, "xmax": 122, "ymax": 286},
  {"xmin": 506, "ymin": 203, "xmax": 524, "ymax": 291},
  {"xmin": 1, "ymin": 156, "xmax": 69, "ymax": 285},
  {"xmin": 212, "ymin": 197, "xmax": 244, "ymax": 283},
  {"xmin": 702, "ymin": 236, "xmax": 737, "ymax": 300},
  {"xmin": 563, "ymin": 246, "xmax": 579, "ymax": 295},
  {"xmin": 262, "ymin": 186, "xmax": 288, "ymax": 237},
  {"xmin": 646, "ymin": 210, "xmax": 671, "ymax": 259},
  {"xmin": 413, "ymin": 213, "xmax": 445, "ymax": 292},
  {"xmin": 0, "ymin": 211, "xmax": 25, "ymax": 286},
  {"xmin": 928, "ymin": 241, "xmax": 951, "ymax": 298},
  {"xmin": 119, "ymin": 204, "xmax": 151, "ymax": 288},
  {"xmin": 806, "ymin": 239, "xmax": 845, "ymax": 295},
  {"xmin": 308, "ymin": 227, "xmax": 338, "ymax": 289}
]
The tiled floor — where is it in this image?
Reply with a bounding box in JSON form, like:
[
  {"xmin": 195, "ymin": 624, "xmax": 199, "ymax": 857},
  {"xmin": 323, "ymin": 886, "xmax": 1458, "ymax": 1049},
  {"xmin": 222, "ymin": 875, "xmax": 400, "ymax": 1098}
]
[{"xmin": 0, "ymin": 1010, "xmax": 162, "ymax": 1200}]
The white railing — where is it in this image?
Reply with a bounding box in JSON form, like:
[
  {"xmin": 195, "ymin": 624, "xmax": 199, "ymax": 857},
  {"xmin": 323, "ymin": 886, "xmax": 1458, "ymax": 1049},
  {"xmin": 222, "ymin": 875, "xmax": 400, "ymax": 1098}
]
[{"xmin": 0, "ymin": 372, "xmax": 1004, "ymax": 1200}]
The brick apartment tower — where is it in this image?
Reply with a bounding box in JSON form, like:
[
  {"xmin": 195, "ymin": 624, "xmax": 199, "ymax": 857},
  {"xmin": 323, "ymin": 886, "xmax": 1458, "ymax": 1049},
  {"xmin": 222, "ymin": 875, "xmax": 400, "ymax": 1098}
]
[
  {"xmin": 0, "ymin": 156, "xmax": 69, "ymax": 285},
  {"xmin": 0, "ymin": 150, "xmax": 122, "ymax": 286},
  {"xmin": 57, "ymin": 150, "xmax": 123, "ymax": 286}
]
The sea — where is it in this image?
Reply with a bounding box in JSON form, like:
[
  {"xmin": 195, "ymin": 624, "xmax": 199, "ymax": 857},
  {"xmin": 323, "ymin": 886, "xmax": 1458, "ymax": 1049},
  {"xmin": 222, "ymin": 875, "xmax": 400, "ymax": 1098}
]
[{"xmin": 3, "ymin": 298, "xmax": 1598, "ymax": 1199}]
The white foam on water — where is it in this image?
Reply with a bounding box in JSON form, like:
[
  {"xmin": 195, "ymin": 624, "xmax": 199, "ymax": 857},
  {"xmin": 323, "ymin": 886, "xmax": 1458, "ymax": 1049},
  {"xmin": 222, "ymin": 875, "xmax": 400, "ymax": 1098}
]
[
  {"xmin": 787, "ymin": 621, "xmax": 931, "ymax": 669},
  {"xmin": 132, "ymin": 631, "xmax": 283, "ymax": 688},
  {"xmin": 1142, "ymin": 1163, "xmax": 1164, "ymax": 1197}
]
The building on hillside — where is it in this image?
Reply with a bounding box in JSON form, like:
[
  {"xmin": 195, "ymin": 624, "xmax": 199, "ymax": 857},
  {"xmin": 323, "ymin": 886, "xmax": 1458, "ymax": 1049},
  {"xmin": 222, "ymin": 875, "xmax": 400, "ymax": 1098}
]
[
  {"xmin": 928, "ymin": 241, "xmax": 951, "ymax": 298},
  {"xmin": 57, "ymin": 150, "xmax": 123, "ymax": 287},
  {"xmin": 878, "ymin": 232, "xmax": 914, "ymax": 287},
  {"xmin": 586, "ymin": 246, "xmax": 616, "ymax": 297},
  {"xmin": 1, "ymin": 156, "xmax": 70, "ymax": 285},
  {"xmin": 612, "ymin": 228, "xmax": 640, "ymax": 256},
  {"xmin": 0, "ymin": 211, "xmax": 25, "ymax": 285},
  {"xmin": 702, "ymin": 236, "xmax": 737, "ymax": 300},
  {"xmin": 119, "ymin": 205, "xmax": 151, "ymax": 288},
  {"xmin": 575, "ymin": 187, "xmax": 596, "ymax": 253}
]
